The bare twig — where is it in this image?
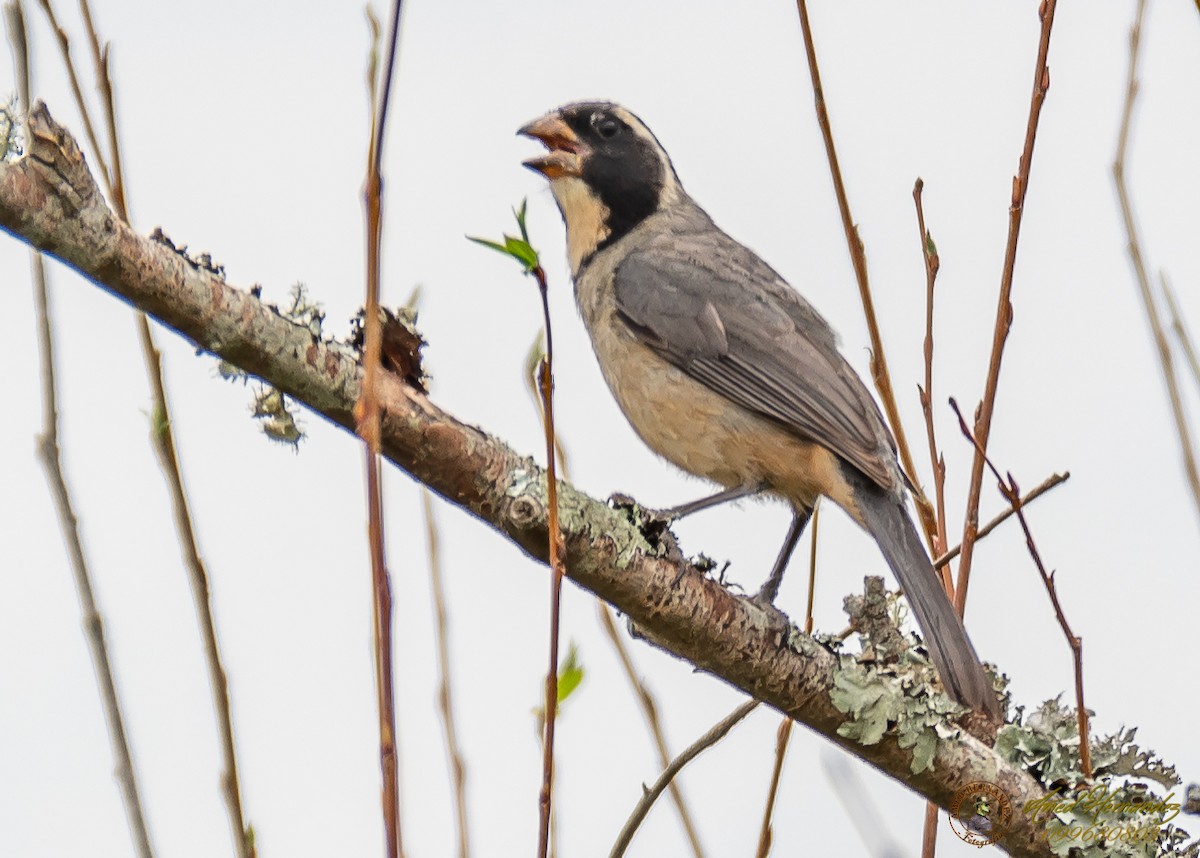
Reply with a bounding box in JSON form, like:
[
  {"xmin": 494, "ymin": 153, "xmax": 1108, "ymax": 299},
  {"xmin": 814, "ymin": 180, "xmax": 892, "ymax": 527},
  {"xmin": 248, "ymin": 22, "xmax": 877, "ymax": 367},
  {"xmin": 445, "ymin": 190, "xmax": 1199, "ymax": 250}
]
[
  {"xmin": 933, "ymin": 472, "xmax": 1070, "ymax": 569},
  {"xmin": 913, "ymin": 181, "xmax": 945, "ymax": 858},
  {"xmin": 29, "ymin": 4, "xmax": 256, "ymax": 854},
  {"xmin": 609, "ymin": 701, "xmax": 759, "ymax": 858},
  {"xmin": 361, "ymin": 3, "xmax": 406, "ymax": 856},
  {"xmin": 912, "ymin": 180, "xmax": 950, "ymax": 579},
  {"xmin": 1112, "ymin": 0, "xmax": 1200, "ymax": 524},
  {"xmin": 32, "ymin": 0, "xmax": 111, "ymax": 184},
  {"xmin": 1162, "ymin": 275, "xmax": 1200, "ymax": 394},
  {"xmin": 954, "ymin": 0, "xmax": 1059, "ymax": 613},
  {"xmin": 423, "ymin": 490, "xmax": 470, "ymax": 858},
  {"xmin": 804, "ymin": 502, "xmax": 820, "ymax": 635},
  {"xmin": 79, "ymin": 4, "xmax": 257, "ymax": 853},
  {"xmin": 793, "ymin": 0, "xmax": 937, "ymax": 545},
  {"xmin": 951, "ymin": 399, "xmax": 1090, "ymax": 777},
  {"xmin": 534, "ymin": 335, "xmax": 705, "ymax": 858},
  {"xmin": 514, "ymin": 314, "xmax": 570, "ymax": 858},
  {"xmin": 596, "ymin": 605, "xmax": 706, "ymax": 858},
  {"xmin": 920, "ymin": 802, "xmax": 939, "ymax": 858},
  {"xmin": 77, "ymin": 0, "xmax": 125, "ymax": 218},
  {"xmin": 6, "ymin": 5, "xmax": 154, "ymax": 856},
  {"xmin": 755, "ymin": 716, "xmax": 791, "ymax": 858},
  {"xmin": 532, "ymin": 258, "xmax": 566, "ymax": 858}
]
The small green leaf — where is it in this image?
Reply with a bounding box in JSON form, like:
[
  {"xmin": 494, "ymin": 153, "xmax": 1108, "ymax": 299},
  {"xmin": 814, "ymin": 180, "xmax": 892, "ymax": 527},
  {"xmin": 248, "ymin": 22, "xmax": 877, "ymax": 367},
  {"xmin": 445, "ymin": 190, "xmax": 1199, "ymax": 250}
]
[
  {"xmin": 556, "ymin": 642, "xmax": 584, "ymax": 704},
  {"xmin": 515, "ymin": 198, "xmax": 531, "ymax": 245},
  {"xmin": 469, "ymin": 199, "xmax": 542, "ymax": 275},
  {"xmin": 467, "ymin": 235, "xmax": 510, "ymax": 255}
]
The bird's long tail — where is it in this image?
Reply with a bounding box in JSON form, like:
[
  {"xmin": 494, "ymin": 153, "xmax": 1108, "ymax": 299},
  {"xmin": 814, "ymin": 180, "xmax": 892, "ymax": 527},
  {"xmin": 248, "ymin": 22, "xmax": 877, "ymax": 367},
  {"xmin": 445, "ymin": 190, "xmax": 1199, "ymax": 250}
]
[{"xmin": 855, "ymin": 485, "xmax": 1000, "ymax": 718}]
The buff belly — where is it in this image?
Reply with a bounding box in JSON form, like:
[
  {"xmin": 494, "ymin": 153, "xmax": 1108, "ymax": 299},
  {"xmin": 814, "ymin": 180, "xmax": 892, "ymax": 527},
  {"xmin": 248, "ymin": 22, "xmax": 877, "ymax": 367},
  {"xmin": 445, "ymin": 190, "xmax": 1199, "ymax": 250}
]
[{"xmin": 583, "ymin": 300, "xmax": 861, "ymax": 521}]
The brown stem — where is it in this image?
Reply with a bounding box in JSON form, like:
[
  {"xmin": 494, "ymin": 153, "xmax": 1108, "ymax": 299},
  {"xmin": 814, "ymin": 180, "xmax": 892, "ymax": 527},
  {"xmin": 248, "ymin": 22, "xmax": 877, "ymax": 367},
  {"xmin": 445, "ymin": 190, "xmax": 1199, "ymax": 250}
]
[
  {"xmin": 950, "ymin": 400, "xmax": 1090, "ymax": 777},
  {"xmin": 361, "ymin": 2, "xmax": 406, "ymax": 855},
  {"xmin": 954, "ymin": 0, "xmax": 1059, "ymax": 614},
  {"xmin": 596, "ymin": 604, "xmax": 707, "ymax": 858},
  {"xmin": 912, "ymin": 180, "xmax": 950, "ymax": 592},
  {"xmin": 533, "ymin": 334, "xmax": 706, "ymax": 858},
  {"xmin": 9, "ymin": 6, "xmax": 156, "ymax": 853},
  {"xmin": 33, "ymin": 3, "xmax": 256, "ymax": 854},
  {"xmin": 423, "ymin": 490, "xmax": 470, "ymax": 858},
  {"xmin": 793, "ymin": 0, "xmax": 937, "ymax": 545},
  {"xmin": 32, "ymin": 0, "xmax": 112, "ymax": 186},
  {"xmin": 921, "ymin": 802, "xmax": 939, "ymax": 858},
  {"xmin": 932, "ymin": 472, "xmax": 1070, "ymax": 569},
  {"xmin": 534, "ymin": 262, "xmax": 566, "ymax": 858},
  {"xmin": 609, "ymin": 701, "xmax": 758, "ymax": 858},
  {"xmin": 1112, "ymin": 0, "xmax": 1200, "ymax": 525},
  {"xmin": 755, "ymin": 717, "xmax": 792, "ymax": 858},
  {"xmin": 1162, "ymin": 275, "xmax": 1200, "ymax": 394}
]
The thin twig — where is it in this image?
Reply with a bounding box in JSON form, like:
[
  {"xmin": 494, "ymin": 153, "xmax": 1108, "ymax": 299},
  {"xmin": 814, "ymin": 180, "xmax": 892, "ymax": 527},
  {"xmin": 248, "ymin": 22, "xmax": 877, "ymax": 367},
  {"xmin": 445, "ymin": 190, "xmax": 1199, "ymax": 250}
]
[
  {"xmin": 755, "ymin": 717, "xmax": 791, "ymax": 858},
  {"xmin": 951, "ymin": 399, "xmax": 1090, "ymax": 777},
  {"xmin": 920, "ymin": 802, "xmax": 939, "ymax": 858},
  {"xmin": 609, "ymin": 701, "xmax": 759, "ymax": 858},
  {"xmin": 804, "ymin": 502, "xmax": 820, "ymax": 637},
  {"xmin": 954, "ymin": 0, "xmax": 1059, "ymax": 614},
  {"xmin": 1112, "ymin": 0, "xmax": 1200, "ymax": 525},
  {"xmin": 1162, "ymin": 274, "xmax": 1200, "ymax": 394},
  {"xmin": 59, "ymin": 3, "xmax": 255, "ymax": 853},
  {"xmin": 7, "ymin": 5, "xmax": 154, "ymax": 856},
  {"xmin": 912, "ymin": 180, "xmax": 950, "ymax": 582},
  {"xmin": 596, "ymin": 605, "xmax": 706, "ymax": 858},
  {"xmin": 793, "ymin": 0, "xmax": 937, "ymax": 545},
  {"xmin": 832, "ymin": 472, "xmax": 1069, "ymax": 641},
  {"xmin": 913, "ymin": 180, "xmax": 945, "ymax": 858},
  {"xmin": 360, "ymin": 2, "xmax": 406, "ymax": 855},
  {"xmin": 423, "ymin": 489, "xmax": 470, "ymax": 858},
  {"xmin": 933, "ymin": 472, "xmax": 1070, "ymax": 569},
  {"xmin": 533, "ymin": 334, "xmax": 705, "ymax": 858},
  {"xmin": 32, "ymin": 0, "xmax": 111, "ymax": 186},
  {"xmin": 533, "ymin": 260, "xmax": 566, "ymax": 858},
  {"xmin": 77, "ymin": 0, "xmax": 125, "ymax": 218}
]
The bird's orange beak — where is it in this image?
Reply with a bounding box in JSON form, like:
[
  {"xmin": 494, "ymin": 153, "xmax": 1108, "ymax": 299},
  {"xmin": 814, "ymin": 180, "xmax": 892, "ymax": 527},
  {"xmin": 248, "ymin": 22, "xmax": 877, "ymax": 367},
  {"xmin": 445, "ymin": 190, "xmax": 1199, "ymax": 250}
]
[{"xmin": 519, "ymin": 112, "xmax": 586, "ymax": 179}]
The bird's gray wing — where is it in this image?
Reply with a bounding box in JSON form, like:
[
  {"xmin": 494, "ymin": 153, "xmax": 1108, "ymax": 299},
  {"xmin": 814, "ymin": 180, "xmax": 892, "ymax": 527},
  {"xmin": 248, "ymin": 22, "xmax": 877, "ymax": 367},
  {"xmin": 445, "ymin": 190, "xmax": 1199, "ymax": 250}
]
[{"xmin": 612, "ymin": 237, "xmax": 896, "ymax": 490}]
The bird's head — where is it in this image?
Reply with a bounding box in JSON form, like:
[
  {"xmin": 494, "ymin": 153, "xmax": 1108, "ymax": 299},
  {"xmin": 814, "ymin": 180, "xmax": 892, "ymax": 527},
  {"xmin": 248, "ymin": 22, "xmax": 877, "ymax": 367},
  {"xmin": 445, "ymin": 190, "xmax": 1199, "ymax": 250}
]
[{"xmin": 519, "ymin": 102, "xmax": 683, "ymax": 274}]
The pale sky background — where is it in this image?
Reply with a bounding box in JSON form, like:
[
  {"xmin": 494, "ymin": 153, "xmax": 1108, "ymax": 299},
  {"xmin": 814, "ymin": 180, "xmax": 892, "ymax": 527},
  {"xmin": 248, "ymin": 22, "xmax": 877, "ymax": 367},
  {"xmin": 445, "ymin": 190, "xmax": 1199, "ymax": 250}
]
[{"xmin": 2, "ymin": 1, "xmax": 1199, "ymax": 857}]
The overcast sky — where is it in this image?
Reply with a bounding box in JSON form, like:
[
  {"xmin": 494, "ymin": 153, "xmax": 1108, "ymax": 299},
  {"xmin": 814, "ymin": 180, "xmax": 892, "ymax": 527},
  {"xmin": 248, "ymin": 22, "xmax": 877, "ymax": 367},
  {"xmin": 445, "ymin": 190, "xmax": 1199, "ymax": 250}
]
[{"xmin": 2, "ymin": 1, "xmax": 1198, "ymax": 857}]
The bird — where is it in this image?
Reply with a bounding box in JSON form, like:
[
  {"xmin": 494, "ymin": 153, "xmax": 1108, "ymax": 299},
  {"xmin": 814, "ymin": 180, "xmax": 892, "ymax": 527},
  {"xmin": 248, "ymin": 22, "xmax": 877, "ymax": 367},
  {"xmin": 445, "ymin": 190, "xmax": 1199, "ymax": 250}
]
[{"xmin": 518, "ymin": 101, "xmax": 999, "ymax": 718}]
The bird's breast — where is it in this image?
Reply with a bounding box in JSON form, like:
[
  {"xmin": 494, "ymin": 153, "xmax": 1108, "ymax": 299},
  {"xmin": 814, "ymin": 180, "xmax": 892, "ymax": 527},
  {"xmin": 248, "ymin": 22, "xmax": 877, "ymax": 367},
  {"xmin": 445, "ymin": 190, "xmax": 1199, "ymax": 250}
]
[{"xmin": 574, "ymin": 265, "xmax": 856, "ymax": 514}]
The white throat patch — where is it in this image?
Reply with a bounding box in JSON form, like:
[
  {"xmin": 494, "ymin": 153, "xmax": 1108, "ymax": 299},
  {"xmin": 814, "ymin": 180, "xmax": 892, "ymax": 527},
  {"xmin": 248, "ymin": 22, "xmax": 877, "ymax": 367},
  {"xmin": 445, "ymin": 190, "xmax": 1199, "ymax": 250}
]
[{"xmin": 550, "ymin": 176, "xmax": 611, "ymax": 277}]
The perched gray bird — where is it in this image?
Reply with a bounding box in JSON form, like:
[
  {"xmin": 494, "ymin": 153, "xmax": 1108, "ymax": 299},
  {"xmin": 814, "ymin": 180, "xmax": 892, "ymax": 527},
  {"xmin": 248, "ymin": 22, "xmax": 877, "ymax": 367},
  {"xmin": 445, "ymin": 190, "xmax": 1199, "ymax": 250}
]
[{"xmin": 519, "ymin": 101, "xmax": 999, "ymax": 718}]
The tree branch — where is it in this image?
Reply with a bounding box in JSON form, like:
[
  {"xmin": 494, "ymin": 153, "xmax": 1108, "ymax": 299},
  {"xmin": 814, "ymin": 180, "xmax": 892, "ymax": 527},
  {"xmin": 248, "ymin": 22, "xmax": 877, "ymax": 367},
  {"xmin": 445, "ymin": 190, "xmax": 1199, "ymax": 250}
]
[{"xmin": 0, "ymin": 103, "xmax": 1059, "ymax": 857}]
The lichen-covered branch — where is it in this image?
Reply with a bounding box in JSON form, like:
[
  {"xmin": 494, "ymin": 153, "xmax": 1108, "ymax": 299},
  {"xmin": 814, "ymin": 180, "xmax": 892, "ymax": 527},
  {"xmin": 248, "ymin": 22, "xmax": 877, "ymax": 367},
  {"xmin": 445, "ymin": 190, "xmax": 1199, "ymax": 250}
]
[{"xmin": 0, "ymin": 103, "xmax": 1056, "ymax": 857}]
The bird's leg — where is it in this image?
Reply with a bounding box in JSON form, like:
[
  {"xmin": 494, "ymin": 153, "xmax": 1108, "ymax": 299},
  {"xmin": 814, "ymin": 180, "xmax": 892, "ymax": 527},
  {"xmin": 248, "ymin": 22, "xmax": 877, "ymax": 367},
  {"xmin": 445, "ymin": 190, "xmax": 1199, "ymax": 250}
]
[
  {"xmin": 753, "ymin": 507, "xmax": 813, "ymax": 605},
  {"xmin": 657, "ymin": 482, "xmax": 765, "ymax": 522}
]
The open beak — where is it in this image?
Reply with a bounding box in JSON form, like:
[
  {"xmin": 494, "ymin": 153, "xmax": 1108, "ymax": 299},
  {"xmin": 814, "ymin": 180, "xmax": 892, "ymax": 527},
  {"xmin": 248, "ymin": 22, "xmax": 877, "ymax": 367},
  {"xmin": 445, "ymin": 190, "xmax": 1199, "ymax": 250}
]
[{"xmin": 518, "ymin": 112, "xmax": 586, "ymax": 179}]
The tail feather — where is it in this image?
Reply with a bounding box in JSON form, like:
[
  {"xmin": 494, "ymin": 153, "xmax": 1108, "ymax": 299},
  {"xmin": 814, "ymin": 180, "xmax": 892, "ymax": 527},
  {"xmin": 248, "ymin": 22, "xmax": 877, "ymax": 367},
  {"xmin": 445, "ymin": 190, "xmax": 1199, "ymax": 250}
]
[{"xmin": 856, "ymin": 486, "xmax": 1000, "ymax": 718}]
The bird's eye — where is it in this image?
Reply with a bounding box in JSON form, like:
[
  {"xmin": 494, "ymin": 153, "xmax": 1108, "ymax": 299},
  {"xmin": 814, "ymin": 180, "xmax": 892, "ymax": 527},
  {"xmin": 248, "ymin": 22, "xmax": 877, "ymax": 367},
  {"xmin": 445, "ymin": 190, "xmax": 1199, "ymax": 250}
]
[{"xmin": 592, "ymin": 113, "xmax": 621, "ymax": 139}]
